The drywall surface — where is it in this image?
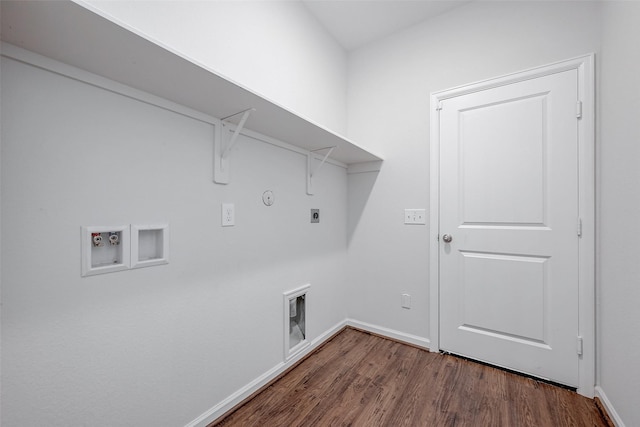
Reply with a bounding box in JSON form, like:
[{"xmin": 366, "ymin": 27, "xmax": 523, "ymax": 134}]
[
  {"xmin": 0, "ymin": 56, "xmax": 348, "ymax": 426},
  {"xmin": 346, "ymin": 1, "xmax": 601, "ymax": 342},
  {"xmin": 82, "ymin": 0, "xmax": 348, "ymax": 134},
  {"xmin": 598, "ymin": 2, "xmax": 640, "ymax": 425}
]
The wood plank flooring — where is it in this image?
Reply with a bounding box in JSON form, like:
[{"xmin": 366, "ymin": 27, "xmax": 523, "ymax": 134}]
[{"xmin": 213, "ymin": 328, "xmax": 611, "ymax": 426}]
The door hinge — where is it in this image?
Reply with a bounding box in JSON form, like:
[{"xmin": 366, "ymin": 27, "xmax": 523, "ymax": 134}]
[
  {"xmin": 576, "ymin": 101, "xmax": 583, "ymax": 119},
  {"xmin": 576, "ymin": 336, "xmax": 583, "ymax": 356},
  {"xmin": 436, "ymin": 101, "xmax": 443, "ymax": 111},
  {"xmin": 577, "ymin": 217, "xmax": 582, "ymax": 237}
]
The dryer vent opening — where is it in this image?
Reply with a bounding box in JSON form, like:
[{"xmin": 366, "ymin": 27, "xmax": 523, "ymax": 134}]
[
  {"xmin": 284, "ymin": 284, "xmax": 310, "ymax": 360},
  {"xmin": 289, "ymin": 294, "xmax": 306, "ymax": 347}
]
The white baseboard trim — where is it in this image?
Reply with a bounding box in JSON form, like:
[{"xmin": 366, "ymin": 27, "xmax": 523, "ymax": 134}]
[
  {"xmin": 185, "ymin": 319, "xmax": 348, "ymax": 427},
  {"xmin": 185, "ymin": 319, "xmax": 430, "ymax": 426},
  {"xmin": 345, "ymin": 319, "xmax": 430, "ymax": 350},
  {"xmin": 595, "ymin": 385, "xmax": 625, "ymax": 427}
]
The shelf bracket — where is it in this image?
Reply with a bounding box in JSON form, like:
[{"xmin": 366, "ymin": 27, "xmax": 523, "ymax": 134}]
[
  {"xmin": 307, "ymin": 146, "xmax": 336, "ymax": 195},
  {"xmin": 222, "ymin": 108, "xmax": 254, "ymax": 160},
  {"xmin": 214, "ymin": 108, "xmax": 255, "ymax": 184}
]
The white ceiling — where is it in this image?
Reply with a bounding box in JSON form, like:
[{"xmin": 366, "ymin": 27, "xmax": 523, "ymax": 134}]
[{"xmin": 302, "ymin": 0, "xmax": 472, "ymax": 51}]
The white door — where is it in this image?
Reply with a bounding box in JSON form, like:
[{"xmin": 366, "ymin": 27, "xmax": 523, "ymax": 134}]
[{"xmin": 438, "ymin": 69, "xmax": 580, "ymax": 386}]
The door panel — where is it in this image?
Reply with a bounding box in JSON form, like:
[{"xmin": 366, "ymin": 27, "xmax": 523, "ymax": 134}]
[
  {"xmin": 461, "ymin": 95, "xmax": 546, "ymax": 225},
  {"xmin": 439, "ymin": 70, "xmax": 579, "ymax": 386},
  {"xmin": 460, "ymin": 251, "xmax": 548, "ymax": 344}
]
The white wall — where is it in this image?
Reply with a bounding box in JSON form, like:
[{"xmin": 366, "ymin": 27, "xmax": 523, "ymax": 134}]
[
  {"xmin": 346, "ymin": 0, "xmax": 601, "ymax": 353},
  {"xmin": 4, "ymin": 1, "xmax": 640, "ymax": 426},
  {"xmin": 598, "ymin": 2, "xmax": 640, "ymax": 425},
  {"xmin": 82, "ymin": 0, "xmax": 348, "ymax": 134},
  {"xmin": 0, "ymin": 54, "xmax": 348, "ymax": 426}
]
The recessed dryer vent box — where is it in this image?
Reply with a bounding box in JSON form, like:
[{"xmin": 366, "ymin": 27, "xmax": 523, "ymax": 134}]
[
  {"xmin": 81, "ymin": 225, "xmax": 130, "ymax": 277},
  {"xmin": 284, "ymin": 284, "xmax": 310, "ymax": 360},
  {"xmin": 131, "ymin": 224, "xmax": 169, "ymax": 269}
]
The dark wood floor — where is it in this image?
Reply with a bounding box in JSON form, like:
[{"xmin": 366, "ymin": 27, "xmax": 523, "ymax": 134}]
[{"xmin": 214, "ymin": 328, "xmax": 611, "ymax": 426}]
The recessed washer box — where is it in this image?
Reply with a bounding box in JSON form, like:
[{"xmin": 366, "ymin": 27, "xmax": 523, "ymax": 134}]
[
  {"xmin": 81, "ymin": 225, "xmax": 130, "ymax": 277},
  {"xmin": 131, "ymin": 224, "xmax": 169, "ymax": 269}
]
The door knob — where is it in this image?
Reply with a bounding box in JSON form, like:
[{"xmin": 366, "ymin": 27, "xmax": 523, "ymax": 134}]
[{"xmin": 442, "ymin": 234, "xmax": 453, "ymax": 243}]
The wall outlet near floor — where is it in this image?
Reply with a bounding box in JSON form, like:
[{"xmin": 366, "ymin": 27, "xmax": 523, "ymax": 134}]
[
  {"xmin": 222, "ymin": 203, "xmax": 235, "ymax": 227},
  {"xmin": 401, "ymin": 293, "xmax": 411, "ymax": 309},
  {"xmin": 404, "ymin": 209, "xmax": 426, "ymax": 225}
]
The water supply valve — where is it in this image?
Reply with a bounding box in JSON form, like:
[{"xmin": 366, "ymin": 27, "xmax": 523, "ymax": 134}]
[
  {"xmin": 108, "ymin": 232, "xmax": 120, "ymax": 246},
  {"xmin": 92, "ymin": 232, "xmax": 104, "ymax": 247}
]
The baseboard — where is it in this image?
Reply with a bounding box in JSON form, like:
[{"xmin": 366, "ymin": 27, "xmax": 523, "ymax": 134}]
[
  {"xmin": 594, "ymin": 386, "xmax": 625, "ymax": 427},
  {"xmin": 185, "ymin": 318, "xmax": 430, "ymax": 426},
  {"xmin": 345, "ymin": 319, "xmax": 430, "ymax": 350},
  {"xmin": 185, "ymin": 319, "xmax": 347, "ymax": 427}
]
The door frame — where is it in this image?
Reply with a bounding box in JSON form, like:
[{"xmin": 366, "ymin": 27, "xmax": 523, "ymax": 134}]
[{"xmin": 429, "ymin": 55, "xmax": 595, "ymax": 397}]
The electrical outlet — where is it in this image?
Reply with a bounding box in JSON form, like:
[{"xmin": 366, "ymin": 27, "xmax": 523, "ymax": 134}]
[
  {"xmin": 404, "ymin": 209, "xmax": 426, "ymax": 225},
  {"xmin": 310, "ymin": 209, "xmax": 319, "ymax": 223},
  {"xmin": 222, "ymin": 203, "xmax": 235, "ymax": 227},
  {"xmin": 401, "ymin": 293, "xmax": 411, "ymax": 309}
]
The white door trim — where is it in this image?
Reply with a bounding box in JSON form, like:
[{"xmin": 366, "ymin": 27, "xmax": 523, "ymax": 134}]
[{"xmin": 429, "ymin": 54, "xmax": 595, "ymax": 397}]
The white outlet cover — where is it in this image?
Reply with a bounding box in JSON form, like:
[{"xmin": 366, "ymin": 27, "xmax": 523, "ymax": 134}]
[
  {"xmin": 401, "ymin": 293, "xmax": 411, "ymax": 309},
  {"xmin": 404, "ymin": 209, "xmax": 426, "ymax": 225},
  {"xmin": 222, "ymin": 203, "xmax": 235, "ymax": 226}
]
